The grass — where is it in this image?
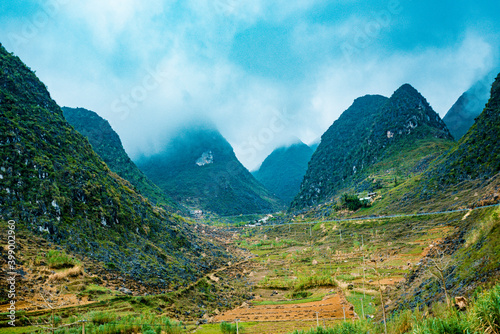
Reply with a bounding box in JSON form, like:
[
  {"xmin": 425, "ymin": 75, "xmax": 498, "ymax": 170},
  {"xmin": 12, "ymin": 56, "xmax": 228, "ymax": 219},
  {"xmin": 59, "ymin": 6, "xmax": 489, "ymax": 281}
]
[
  {"xmin": 287, "ymin": 283, "xmax": 500, "ymax": 334},
  {"xmin": 346, "ymin": 291, "xmax": 377, "ymax": 318},
  {"xmin": 220, "ymin": 321, "xmax": 243, "ymax": 334},
  {"xmin": 46, "ymin": 250, "xmax": 81, "ymax": 269},
  {"xmin": 48, "ymin": 265, "xmax": 83, "ymax": 281},
  {"xmin": 253, "ymin": 296, "xmax": 324, "ymax": 306},
  {"xmin": 468, "ymin": 284, "xmax": 500, "ymax": 334},
  {"xmin": 290, "ymin": 320, "xmax": 372, "ymax": 334}
]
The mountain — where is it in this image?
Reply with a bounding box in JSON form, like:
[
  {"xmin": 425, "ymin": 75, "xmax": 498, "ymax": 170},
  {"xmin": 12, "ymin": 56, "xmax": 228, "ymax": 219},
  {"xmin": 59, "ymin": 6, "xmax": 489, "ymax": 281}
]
[
  {"xmin": 291, "ymin": 94, "xmax": 388, "ymax": 209},
  {"xmin": 309, "ymin": 142, "xmax": 320, "ymax": 152},
  {"xmin": 136, "ymin": 123, "xmax": 284, "ymax": 215},
  {"xmin": 292, "ymin": 85, "xmax": 454, "ymax": 209},
  {"xmin": 390, "ymin": 73, "xmax": 500, "ymax": 310},
  {"xmin": 253, "ymin": 141, "xmax": 313, "ymax": 204},
  {"xmin": 443, "ymin": 73, "xmax": 496, "ymax": 140},
  {"xmin": 0, "ymin": 44, "xmax": 229, "ymax": 287},
  {"xmin": 62, "ymin": 107, "xmax": 178, "ymax": 211},
  {"xmin": 427, "ymin": 72, "xmax": 500, "ymax": 189}
]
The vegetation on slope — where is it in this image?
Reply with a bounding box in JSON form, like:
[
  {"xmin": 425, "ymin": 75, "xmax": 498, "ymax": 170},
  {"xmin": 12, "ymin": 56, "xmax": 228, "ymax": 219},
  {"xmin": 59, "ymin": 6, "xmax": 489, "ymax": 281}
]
[
  {"xmin": 0, "ymin": 44, "xmax": 230, "ymax": 289},
  {"xmin": 292, "ymin": 85, "xmax": 453, "ymax": 210},
  {"xmin": 136, "ymin": 123, "xmax": 284, "ymax": 216},
  {"xmin": 443, "ymin": 72, "xmax": 496, "ymax": 141},
  {"xmin": 427, "ymin": 72, "xmax": 500, "ymax": 187},
  {"xmin": 292, "ymin": 95, "xmax": 388, "ymax": 209},
  {"xmin": 253, "ymin": 141, "xmax": 313, "ymax": 205},
  {"xmin": 62, "ymin": 107, "xmax": 179, "ymax": 212}
]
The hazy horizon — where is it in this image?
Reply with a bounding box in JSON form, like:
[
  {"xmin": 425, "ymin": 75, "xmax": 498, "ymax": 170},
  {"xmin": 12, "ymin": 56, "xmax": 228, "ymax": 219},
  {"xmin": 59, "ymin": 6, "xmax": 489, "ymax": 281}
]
[{"xmin": 1, "ymin": 0, "xmax": 499, "ymax": 170}]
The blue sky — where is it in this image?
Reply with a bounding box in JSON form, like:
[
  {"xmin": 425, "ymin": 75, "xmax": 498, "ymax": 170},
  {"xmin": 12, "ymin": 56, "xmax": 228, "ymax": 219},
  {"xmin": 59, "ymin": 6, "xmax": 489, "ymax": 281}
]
[{"xmin": 1, "ymin": 0, "xmax": 499, "ymax": 170}]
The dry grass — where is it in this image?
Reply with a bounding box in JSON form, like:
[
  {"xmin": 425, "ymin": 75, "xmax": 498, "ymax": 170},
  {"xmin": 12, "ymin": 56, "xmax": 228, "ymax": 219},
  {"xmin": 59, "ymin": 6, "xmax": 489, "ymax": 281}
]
[{"xmin": 48, "ymin": 265, "xmax": 83, "ymax": 281}]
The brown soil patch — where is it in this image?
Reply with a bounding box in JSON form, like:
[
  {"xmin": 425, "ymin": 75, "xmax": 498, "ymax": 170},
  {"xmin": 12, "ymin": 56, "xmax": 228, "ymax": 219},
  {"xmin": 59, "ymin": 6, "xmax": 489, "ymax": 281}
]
[{"xmin": 213, "ymin": 292, "xmax": 356, "ymax": 323}]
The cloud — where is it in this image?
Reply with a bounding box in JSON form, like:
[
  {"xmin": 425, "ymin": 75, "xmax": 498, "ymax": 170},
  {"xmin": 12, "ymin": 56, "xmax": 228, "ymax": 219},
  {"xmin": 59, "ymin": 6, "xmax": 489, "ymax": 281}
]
[
  {"xmin": 309, "ymin": 31, "xmax": 497, "ymax": 133},
  {"xmin": 1, "ymin": 1, "xmax": 499, "ymax": 172}
]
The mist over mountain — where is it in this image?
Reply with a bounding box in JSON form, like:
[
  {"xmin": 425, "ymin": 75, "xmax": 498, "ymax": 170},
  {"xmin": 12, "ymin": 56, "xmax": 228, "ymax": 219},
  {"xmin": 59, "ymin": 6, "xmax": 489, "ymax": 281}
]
[
  {"xmin": 253, "ymin": 140, "xmax": 313, "ymax": 205},
  {"xmin": 62, "ymin": 107, "xmax": 179, "ymax": 212},
  {"xmin": 292, "ymin": 84, "xmax": 454, "ymax": 209},
  {"xmin": 0, "ymin": 44, "xmax": 229, "ymax": 286},
  {"xmin": 136, "ymin": 122, "xmax": 284, "ymax": 216},
  {"xmin": 428, "ymin": 72, "xmax": 500, "ymax": 187},
  {"xmin": 443, "ymin": 71, "xmax": 497, "ymax": 140}
]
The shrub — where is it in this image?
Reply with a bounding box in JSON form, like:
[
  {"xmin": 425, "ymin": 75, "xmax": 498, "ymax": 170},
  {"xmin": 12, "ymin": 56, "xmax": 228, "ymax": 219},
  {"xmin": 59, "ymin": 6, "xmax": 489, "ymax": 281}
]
[
  {"xmin": 339, "ymin": 193, "xmax": 370, "ymax": 211},
  {"xmin": 46, "ymin": 250, "xmax": 79, "ymax": 269},
  {"xmin": 220, "ymin": 321, "xmax": 242, "ymax": 334}
]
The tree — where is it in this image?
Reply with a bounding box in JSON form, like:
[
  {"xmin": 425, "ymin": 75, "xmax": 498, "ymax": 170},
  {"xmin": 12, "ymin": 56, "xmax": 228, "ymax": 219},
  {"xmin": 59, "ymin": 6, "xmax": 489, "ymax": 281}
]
[{"xmin": 427, "ymin": 248, "xmax": 454, "ymax": 307}]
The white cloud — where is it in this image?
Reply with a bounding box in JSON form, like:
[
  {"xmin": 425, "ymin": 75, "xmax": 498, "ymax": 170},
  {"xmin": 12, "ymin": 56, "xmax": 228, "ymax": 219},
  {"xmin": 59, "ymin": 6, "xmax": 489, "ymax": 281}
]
[
  {"xmin": 309, "ymin": 31, "xmax": 497, "ymax": 138},
  {"xmin": 1, "ymin": 1, "xmax": 498, "ymax": 172}
]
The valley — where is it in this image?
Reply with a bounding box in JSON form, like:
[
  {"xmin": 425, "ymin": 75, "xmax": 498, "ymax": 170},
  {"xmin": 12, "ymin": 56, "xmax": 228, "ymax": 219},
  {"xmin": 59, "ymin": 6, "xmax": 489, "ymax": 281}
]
[
  {"xmin": 2, "ymin": 200, "xmax": 498, "ymax": 333},
  {"xmin": 1, "ymin": 42, "xmax": 500, "ymax": 334}
]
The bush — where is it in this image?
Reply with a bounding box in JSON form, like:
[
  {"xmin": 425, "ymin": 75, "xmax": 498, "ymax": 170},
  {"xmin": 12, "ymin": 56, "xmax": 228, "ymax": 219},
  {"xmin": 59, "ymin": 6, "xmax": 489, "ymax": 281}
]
[
  {"xmin": 164, "ymin": 318, "xmax": 182, "ymax": 334},
  {"xmin": 220, "ymin": 321, "xmax": 242, "ymax": 334},
  {"xmin": 339, "ymin": 193, "xmax": 370, "ymax": 211},
  {"xmin": 46, "ymin": 250, "xmax": 80, "ymax": 269}
]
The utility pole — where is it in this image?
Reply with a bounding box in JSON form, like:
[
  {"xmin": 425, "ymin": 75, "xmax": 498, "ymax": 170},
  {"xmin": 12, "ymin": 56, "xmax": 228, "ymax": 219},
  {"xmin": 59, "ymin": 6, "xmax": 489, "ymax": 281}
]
[
  {"xmin": 316, "ymin": 311, "xmax": 319, "ymax": 327},
  {"xmin": 374, "ymin": 260, "xmax": 387, "ymax": 334},
  {"xmin": 362, "ymin": 255, "xmax": 366, "ymax": 298}
]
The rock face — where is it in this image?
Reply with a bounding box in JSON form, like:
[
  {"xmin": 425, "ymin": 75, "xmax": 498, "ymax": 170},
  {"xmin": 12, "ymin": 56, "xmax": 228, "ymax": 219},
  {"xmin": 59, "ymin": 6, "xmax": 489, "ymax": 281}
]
[
  {"xmin": 443, "ymin": 72, "xmax": 497, "ymax": 141},
  {"xmin": 0, "ymin": 44, "xmax": 229, "ymax": 286},
  {"xmin": 136, "ymin": 123, "xmax": 284, "ymax": 215},
  {"xmin": 291, "ymin": 85, "xmax": 453, "ymax": 210},
  {"xmin": 62, "ymin": 107, "xmax": 178, "ymax": 211},
  {"xmin": 253, "ymin": 141, "xmax": 313, "ymax": 205}
]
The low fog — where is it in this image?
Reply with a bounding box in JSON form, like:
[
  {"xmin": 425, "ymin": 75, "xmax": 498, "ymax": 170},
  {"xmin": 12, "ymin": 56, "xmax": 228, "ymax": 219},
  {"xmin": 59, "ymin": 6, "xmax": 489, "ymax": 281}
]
[{"xmin": 1, "ymin": 0, "xmax": 499, "ymax": 170}]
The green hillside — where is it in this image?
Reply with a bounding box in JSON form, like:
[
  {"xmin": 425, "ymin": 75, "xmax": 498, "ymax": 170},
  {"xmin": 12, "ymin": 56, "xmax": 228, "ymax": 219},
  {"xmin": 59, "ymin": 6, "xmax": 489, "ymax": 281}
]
[
  {"xmin": 253, "ymin": 141, "xmax": 313, "ymax": 204},
  {"xmin": 0, "ymin": 44, "xmax": 229, "ymax": 288},
  {"xmin": 292, "ymin": 85, "xmax": 454, "ymax": 210},
  {"xmin": 136, "ymin": 123, "xmax": 284, "ymax": 216},
  {"xmin": 62, "ymin": 107, "xmax": 179, "ymax": 212},
  {"xmin": 291, "ymin": 95, "xmax": 388, "ymax": 209},
  {"xmin": 443, "ymin": 72, "xmax": 496, "ymax": 141},
  {"xmin": 431, "ymin": 72, "xmax": 500, "ymax": 185}
]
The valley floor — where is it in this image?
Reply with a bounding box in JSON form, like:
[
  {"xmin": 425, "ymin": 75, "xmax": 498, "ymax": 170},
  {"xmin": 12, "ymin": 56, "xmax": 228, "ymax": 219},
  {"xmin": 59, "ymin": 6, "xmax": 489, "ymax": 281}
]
[{"xmin": 1, "ymin": 204, "xmax": 499, "ymax": 333}]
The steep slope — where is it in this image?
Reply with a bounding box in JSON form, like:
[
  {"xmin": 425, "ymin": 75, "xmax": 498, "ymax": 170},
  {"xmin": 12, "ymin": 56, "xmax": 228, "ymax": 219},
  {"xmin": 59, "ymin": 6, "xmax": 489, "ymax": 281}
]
[
  {"xmin": 0, "ymin": 44, "xmax": 229, "ymax": 288},
  {"xmin": 292, "ymin": 85, "xmax": 454, "ymax": 209},
  {"xmin": 62, "ymin": 107, "xmax": 178, "ymax": 211},
  {"xmin": 136, "ymin": 123, "xmax": 284, "ymax": 215},
  {"xmin": 291, "ymin": 95, "xmax": 388, "ymax": 209},
  {"xmin": 443, "ymin": 73, "xmax": 496, "ymax": 140},
  {"xmin": 253, "ymin": 141, "xmax": 313, "ymax": 204},
  {"xmin": 426, "ymin": 72, "xmax": 500, "ymax": 189},
  {"xmin": 390, "ymin": 75, "xmax": 500, "ymax": 309}
]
